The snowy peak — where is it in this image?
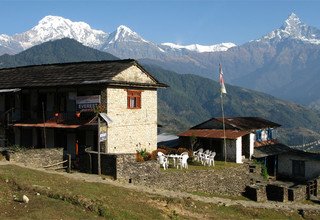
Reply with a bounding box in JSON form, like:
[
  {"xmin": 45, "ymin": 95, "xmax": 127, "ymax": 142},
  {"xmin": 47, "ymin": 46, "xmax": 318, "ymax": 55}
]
[
  {"xmin": 13, "ymin": 15, "xmax": 108, "ymax": 49},
  {"xmin": 107, "ymin": 25, "xmax": 148, "ymax": 44},
  {"xmin": 259, "ymin": 13, "xmax": 320, "ymax": 44},
  {"xmin": 160, "ymin": 42, "xmax": 236, "ymax": 53},
  {"xmin": 284, "ymin": 13, "xmax": 301, "ymax": 28}
]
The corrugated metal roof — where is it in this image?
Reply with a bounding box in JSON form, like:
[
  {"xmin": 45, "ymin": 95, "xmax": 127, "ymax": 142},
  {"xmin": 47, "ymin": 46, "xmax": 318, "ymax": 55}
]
[
  {"xmin": 0, "ymin": 59, "xmax": 167, "ymax": 89},
  {"xmin": 178, "ymin": 129, "xmax": 249, "ymax": 140}
]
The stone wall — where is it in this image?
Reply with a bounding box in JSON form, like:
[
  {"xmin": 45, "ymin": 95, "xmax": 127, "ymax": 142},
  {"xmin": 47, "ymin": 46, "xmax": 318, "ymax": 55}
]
[
  {"xmin": 116, "ymin": 154, "xmax": 160, "ymax": 183},
  {"xmin": 288, "ymin": 185, "xmax": 306, "ymax": 202},
  {"xmin": 81, "ymin": 153, "xmax": 160, "ymax": 182},
  {"xmin": 8, "ymin": 148, "xmax": 64, "ymax": 167},
  {"xmin": 266, "ymin": 184, "xmax": 288, "ymax": 202},
  {"xmin": 244, "ymin": 184, "xmax": 267, "ymax": 202},
  {"xmin": 105, "ymin": 88, "xmax": 157, "ymax": 154},
  {"xmin": 142, "ymin": 163, "xmax": 251, "ymax": 196}
]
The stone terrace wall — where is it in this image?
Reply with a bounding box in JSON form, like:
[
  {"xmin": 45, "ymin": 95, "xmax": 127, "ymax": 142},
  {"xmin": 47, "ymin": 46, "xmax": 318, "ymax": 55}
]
[
  {"xmin": 142, "ymin": 163, "xmax": 251, "ymax": 196},
  {"xmin": 81, "ymin": 153, "xmax": 160, "ymax": 182},
  {"xmin": 8, "ymin": 148, "xmax": 64, "ymax": 167},
  {"xmin": 116, "ymin": 154, "xmax": 160, "ymax": 183}
]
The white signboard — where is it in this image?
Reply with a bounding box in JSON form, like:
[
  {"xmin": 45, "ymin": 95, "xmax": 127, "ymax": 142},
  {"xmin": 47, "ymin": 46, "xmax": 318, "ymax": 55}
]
[
  {"xmin": 99, "ymin": 133, "xmax": 107, "ymax": 142},
  {"xmin": 76, "ymin": 95, "xmax": 101, "ymax": 111}
]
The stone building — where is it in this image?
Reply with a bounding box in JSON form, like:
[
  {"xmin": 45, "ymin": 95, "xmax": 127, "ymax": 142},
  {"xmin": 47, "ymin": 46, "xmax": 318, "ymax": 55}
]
[
  {"xmin": 178, "ymin": 117, "xmax": 280, "ymax": 163},
  {"xmin": 0, "ymin": 59, "xmax": 166, "ymax": 158},
  {"xmin": 254, "ymin": 144, "xmax": 320, "ymax": 181}
]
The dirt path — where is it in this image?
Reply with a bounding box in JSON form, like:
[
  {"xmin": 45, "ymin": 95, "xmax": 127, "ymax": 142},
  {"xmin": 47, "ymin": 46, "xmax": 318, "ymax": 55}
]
[{"xmin": 1, "ymin": 160, "xmax": 320, "ymax": 212}]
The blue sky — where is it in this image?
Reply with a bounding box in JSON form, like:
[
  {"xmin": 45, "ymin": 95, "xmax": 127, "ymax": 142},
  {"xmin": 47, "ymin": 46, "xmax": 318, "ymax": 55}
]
[{"xmin": 1, "ymin": 0, "xmax": 319, "ymax": 45}]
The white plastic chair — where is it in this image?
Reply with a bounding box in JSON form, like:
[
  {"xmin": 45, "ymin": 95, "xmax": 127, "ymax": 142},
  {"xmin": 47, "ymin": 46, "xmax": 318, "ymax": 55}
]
[
  {"xmin": 206, "ymin": 152, "xmax": 216, "ymax": 166},
  {"xmin": 157, "ymin": 152, "xmax": 169, "ymax": 170},
  {"xmin": 177, "ymin": 154, "xmax": 189, "ymax": 169},
  {"xmin": 193, "ymin": 148, "xmax": 203, "ymax": 162}
]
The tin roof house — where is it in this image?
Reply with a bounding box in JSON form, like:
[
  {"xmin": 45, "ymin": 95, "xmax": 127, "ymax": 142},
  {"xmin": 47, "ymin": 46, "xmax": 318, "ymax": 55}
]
[
  {"xmin": 0, "ymin": 59, "xmax": 166, "ymax": 159},
  {"xmin": 179, "ymin": 117, "xmax": 281, "ymax": 163}
]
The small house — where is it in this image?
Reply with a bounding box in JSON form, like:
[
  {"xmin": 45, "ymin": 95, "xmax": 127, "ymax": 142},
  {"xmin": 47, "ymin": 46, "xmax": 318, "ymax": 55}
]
[
  {"xmin": 178, "ymin": 117, "xmax": 281, "ymax": 163},
  {"xmin": 254, "ymin": 144, "xmax": 320, "ymax": 181}
]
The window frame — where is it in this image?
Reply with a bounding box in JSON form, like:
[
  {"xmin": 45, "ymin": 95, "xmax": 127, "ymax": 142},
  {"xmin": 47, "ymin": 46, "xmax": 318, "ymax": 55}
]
[{"xmin": 127, "ymin": 90, "xmax": 142, "ymax": 109}]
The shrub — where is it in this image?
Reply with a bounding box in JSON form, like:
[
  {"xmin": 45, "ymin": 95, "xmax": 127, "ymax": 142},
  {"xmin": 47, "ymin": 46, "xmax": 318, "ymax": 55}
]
[
  {"xmin": 135, "ymin": 152, "xmax": 144, "ymax": 162},
  {"xmin": 136, "ymin": 149, "xmax": 151, "ymax": 162}
]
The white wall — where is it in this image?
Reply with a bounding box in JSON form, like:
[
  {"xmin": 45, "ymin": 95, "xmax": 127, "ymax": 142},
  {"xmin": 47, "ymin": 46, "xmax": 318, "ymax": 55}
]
[
  {"xmin": 249, "ymin": 133, "xmax": 255, "ymax": 160},
  {"xmin": 236, "ymin": 137, "xmax": 243, "ymax": 163}
]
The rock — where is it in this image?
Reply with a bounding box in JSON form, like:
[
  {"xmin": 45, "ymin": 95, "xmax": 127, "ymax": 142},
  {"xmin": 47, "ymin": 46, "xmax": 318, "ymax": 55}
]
[
  {"xmin": 36, "ymin": 192, "xmax": 40, "ymax": 196},
  {"xmin": 22, "ymin": 195, "xmax": 29, "ymax": 203}
]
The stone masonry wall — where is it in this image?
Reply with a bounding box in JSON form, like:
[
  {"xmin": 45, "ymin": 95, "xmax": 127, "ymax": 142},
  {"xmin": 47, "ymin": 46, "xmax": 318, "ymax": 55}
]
[
  {"xmin": 8, "ymin": 148, "xmax": 64, "ymax": 167},
  {"xmin": 80, "ymin": 153, "xmax": 160, "ymax": 182},
  {"xmin": 105, "ymin": 88, "xmax": 157, "ymax": 154},
  {"xmin": 116, "ymin": 154, "xmax": 160, "ymax": 183},
  {"xmin": 142, "ymin": 163, "xmax": 251, "ymax": 196}
]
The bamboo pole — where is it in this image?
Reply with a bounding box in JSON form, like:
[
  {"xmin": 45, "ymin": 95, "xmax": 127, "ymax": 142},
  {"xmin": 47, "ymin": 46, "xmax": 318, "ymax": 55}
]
[{"xmin": 43, "ymin": 160, "xmax": 68, "ymax": 168}]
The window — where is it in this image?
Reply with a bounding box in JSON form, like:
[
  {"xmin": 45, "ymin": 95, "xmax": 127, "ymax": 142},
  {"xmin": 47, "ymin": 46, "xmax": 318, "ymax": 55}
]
[
  {"xmin": 256, "ymin": 130, "xmax": 262, "ymax": 142},
  {"xmin": 292, "ymin": 160, "xmax": 305, "ymax": 178},
  {"xmin": 127, "ymin": 90, "xmax": 141, "ymax": 109}
]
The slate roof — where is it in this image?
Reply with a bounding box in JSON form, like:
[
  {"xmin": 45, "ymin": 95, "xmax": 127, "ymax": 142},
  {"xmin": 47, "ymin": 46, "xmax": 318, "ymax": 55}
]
[
  {"xmin": 192, "ymin": 117, "xmax": 281, "ymax": 131},
  {"xmin": 253, "ymin": 143, "xmax": 292, "ymax": 158},
  {"xmin": 253, "ymin": 143, "xmax": 320, "ymax": 161},
  {"xmin": 0, "ymin": 59, "xmax": 167, "ymax": 89}
]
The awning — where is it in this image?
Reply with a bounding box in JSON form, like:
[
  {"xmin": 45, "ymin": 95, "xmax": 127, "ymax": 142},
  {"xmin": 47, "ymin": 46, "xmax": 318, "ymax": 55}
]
[
  {"xmin": 99, "ymin": 113, "xmax": 113, "ymax": 124},
  {"xmin": 0, "ymin": 88, "xmax": 21, "ymax": 93},
  {"xmin": 178, "ymin": 129, "xmax": 250, "ymax": 140}
]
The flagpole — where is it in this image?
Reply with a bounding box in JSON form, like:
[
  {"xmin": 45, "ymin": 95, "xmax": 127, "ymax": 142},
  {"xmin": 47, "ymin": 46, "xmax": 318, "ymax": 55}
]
[
  {"xmin": 220, "ymin": 92, "xmax": 227, "ymax": 163},
  {"xmin": 219, "ymin": 64, "xmax": 227, "ymax": 163}
]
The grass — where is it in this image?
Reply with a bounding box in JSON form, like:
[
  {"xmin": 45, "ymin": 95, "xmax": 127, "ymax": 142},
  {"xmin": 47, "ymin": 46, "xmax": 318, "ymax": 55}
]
[
  {"xmin": 0, "ymin": 164, "xmax": 319, "ymax": 219},
  {"xmin": 191, "ymin": 191, "xmax": 251, "ymax": 201}
]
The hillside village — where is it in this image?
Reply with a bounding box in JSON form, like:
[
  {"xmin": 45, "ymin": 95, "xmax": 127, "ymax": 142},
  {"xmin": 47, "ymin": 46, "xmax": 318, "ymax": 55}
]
[
  {"xmin": 0, "ymin": 10, "xmax": 320, "ymax": 219},
  {"xmin": 0, "ymin": 57, "xmax": 320, "ymax": 219}
]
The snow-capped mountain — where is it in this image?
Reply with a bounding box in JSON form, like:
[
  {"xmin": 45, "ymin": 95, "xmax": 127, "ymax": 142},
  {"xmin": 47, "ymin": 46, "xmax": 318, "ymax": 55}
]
[
  {"xmin": 258, "ymin": 13, "xmax": 320, "ymax": 44},
  {"xmin": 160, "ymin": 42, "xmax": 236, "ymax": 53},
  {"xmin": 106, "ymin": 25, "xmax": 148, "ymax": 44},
  {"xmin": 0, "ymin": 15, "xmax": 235, "ymax": 56},
  {"xmin": 100, "ymin": 25, "xmax": 166, "ymax": 59},
  {"xmin": 14, "ymin": 15, "xmax": 108, "ymax": 49}
]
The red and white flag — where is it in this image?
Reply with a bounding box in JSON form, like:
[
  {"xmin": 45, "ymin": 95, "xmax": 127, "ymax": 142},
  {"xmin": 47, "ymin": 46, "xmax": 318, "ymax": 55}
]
[{"xmin": 219, "ymin": 64, "xmax": 227, "ymax": 94}]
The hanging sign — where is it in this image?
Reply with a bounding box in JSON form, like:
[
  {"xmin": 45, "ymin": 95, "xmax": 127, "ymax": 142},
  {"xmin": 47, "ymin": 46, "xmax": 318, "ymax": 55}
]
[
  {"xmin": 99, "ymin": 123, "xmax": 107, "ymax": 142},
  {"xmin": 76, "ymin": 95, "xmax": 101, "ymax": 111}
]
